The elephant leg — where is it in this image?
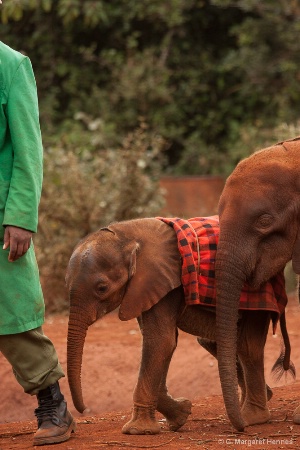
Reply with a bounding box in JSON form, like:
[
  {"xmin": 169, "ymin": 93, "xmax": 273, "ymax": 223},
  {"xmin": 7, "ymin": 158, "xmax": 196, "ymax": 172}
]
[
  {"xmin": 237, "ymin": 311, "xmax": 271, "ymax": 426},
  {"xmin": 122, "ymin": 293, "xmax": 184, "ymax": 435},
  {"xmin": 197, "ymin": 337, "xmax": 272, "ymax": 405},
  {"xmin": 129, "ymin": 315, "xmax": 191, "ymax": 432},
  {"xmin": 156, "ymin": 365, "xmax": 192, "ymax": 431}
]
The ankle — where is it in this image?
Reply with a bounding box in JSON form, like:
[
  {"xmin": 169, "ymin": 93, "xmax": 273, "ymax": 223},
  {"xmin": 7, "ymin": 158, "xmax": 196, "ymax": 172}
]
[{"xmin": 37, "ymin": 382, "xmax": 64, "ymax": 403}]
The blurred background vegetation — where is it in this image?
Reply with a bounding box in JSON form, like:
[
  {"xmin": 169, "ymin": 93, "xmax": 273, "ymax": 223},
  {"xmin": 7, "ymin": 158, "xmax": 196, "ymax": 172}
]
[{"xmin": 2, "ymin": 0, "xmax": 300, "ymax": 308}]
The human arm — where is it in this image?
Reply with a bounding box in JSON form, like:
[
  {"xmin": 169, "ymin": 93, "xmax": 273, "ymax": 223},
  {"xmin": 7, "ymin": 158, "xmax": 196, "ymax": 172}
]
[{"xmin": 2, "ymin": 57, "xmax": 43, "ymax": 260}]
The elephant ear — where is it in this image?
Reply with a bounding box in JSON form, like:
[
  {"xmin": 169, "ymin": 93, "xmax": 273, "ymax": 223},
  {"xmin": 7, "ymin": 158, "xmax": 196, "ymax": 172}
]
[
  {"xmin": 117, "ymin": 219, "xmax": 182, "ymax": 321},
  {"xmin": 292, "ymin": 228, "xmax": 300, "ymax": 274}
]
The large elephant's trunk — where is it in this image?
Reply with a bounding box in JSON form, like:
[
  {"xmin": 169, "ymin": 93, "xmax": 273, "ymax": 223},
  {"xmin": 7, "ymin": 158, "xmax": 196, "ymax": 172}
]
[
  {"xmin": 215, "ymin": 245, "xmax": 246, "ymax": 431},
  {"xmin": 67, "ymin": 308, "xmax": 89, "ymax": 413}
]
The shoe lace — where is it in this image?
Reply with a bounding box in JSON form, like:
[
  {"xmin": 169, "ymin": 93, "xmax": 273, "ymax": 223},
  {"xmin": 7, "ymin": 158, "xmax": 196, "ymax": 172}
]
[{"xmin": 35, "ymin": 398, "xmax": 60, "ymax": 425}]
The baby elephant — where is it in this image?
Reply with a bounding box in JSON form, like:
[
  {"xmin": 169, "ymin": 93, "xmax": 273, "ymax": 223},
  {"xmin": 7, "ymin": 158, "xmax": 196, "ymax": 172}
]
[{"xmin": 66, "ymin": 217, "xmax": 294, "ymax": 434}]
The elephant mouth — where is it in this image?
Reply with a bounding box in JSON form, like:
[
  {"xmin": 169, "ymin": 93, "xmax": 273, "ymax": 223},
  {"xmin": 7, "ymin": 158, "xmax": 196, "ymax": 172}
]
[
  {"xmin": 248, "ymin": 279, "xmax": 262, "ymax": 290},
  {"xmin": 247, "ymin": 266, "xmax": 272, "ymax": 291},
  {"xmin": 246, "ymin": 268, "xmax": 263, "ymax": 290}
]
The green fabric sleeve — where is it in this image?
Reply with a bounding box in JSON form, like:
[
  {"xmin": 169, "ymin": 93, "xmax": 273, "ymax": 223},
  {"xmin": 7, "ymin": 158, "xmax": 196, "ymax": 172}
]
[{"xmin": 2, "ymin": 57, "xmax": 43, "ymax": 233}]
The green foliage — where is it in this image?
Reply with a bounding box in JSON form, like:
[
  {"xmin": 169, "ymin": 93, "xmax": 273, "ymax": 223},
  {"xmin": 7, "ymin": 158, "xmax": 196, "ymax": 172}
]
[
  {"xmin": 3, "ymin": 0, "xmax": 300, "ymax": 176},
  {"xmin": 0, "ymin": 0, "xmax": 255, "ymax": 173},
  {"xmin": 227, "ymin": 121, "xmax": 300, "ymax": 165}
]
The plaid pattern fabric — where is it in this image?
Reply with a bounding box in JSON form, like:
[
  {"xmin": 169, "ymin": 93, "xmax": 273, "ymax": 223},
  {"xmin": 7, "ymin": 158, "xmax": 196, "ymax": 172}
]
[{"xmin": 157, "ymin": 217, "xmax": 287, "ymax": 320}]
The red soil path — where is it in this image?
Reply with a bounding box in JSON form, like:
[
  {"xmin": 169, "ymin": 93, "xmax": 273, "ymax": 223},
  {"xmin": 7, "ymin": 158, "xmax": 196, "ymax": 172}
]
[{"xmin": 1, "ymin": 293, "xmax": 300, "ymax": 449}]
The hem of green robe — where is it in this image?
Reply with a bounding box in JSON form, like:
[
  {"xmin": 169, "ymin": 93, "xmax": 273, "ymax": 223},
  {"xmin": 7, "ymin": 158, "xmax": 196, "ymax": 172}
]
[{"xmin": 0, "ymin": 317, "xmax": 45, "ymax": 335}]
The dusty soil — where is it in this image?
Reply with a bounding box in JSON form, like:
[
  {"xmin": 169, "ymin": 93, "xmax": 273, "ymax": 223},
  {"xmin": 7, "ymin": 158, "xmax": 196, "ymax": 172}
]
[{"xmin": 1, "ymin": 292, "xmax": 300, "ymax": 449}]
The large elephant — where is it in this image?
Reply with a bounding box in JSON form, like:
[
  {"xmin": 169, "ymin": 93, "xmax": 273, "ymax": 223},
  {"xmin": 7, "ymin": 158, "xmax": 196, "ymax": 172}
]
[
  {"xmin": 66, "ymin": 217, "xmax": 292, "ymax": 435},
  {"xmin": 215, "ymin": 136, "xmax": 300, "ymax": 432}
]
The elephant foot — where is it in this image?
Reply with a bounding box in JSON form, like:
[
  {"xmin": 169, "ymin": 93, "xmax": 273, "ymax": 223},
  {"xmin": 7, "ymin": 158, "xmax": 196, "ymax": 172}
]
[
  {"xmin": 241, "ymin": 403, "xmax": 270, "ymax": 426},
  {"xmin": 163, "ymin": 398, "xmax": 192, "ymax": 431},
  {"xmin": 293, "ymin": 405, "xmax": 300, "ymax": 424},
  {"xmin": 122, "ymin": 405, "xmax": 160, "ymax": 435}
]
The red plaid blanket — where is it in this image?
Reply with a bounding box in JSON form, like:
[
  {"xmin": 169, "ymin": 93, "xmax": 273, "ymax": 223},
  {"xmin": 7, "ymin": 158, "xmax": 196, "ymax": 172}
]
[{"xmin": 157, "ymin": 216, "xmax": 287, "ymax": 321}]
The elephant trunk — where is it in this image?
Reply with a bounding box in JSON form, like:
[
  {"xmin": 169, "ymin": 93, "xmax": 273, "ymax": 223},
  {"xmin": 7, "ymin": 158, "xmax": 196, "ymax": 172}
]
[
  {"xmin": 67, "ymin": 308, "xmax": 89, "ymax": 413},
  {"xmin": 215, "ymin": 246, "xmax": 246, "ymax": 431}
]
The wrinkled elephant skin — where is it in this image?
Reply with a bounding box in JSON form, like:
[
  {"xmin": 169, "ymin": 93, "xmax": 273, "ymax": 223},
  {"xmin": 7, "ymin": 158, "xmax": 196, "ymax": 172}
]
[
  {"xmin": 66, "ymin": 217, "xmax": 291, "ymax": 434},
  {"xmin": 215, "ymin": 136, "xmax": 300, "ymax": 431}
]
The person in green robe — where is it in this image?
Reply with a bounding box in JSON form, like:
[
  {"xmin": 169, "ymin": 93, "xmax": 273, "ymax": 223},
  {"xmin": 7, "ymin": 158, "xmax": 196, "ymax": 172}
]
[{"xmin": 0, "ymin": 35, "xmax": 76, "ymax": 446}]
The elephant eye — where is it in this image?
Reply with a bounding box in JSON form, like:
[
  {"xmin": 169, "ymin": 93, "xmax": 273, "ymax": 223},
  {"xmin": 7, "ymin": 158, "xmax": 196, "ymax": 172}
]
[
  {"xmin": 256, "ymin": 214, "xmax": 273, "ymax": 229},
  {"xmin": 97, "ymin": 284, "xmax": 108, "ymax": 294}
]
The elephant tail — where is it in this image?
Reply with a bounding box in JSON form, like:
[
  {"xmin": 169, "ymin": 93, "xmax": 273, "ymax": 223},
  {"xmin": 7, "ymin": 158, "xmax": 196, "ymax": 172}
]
[{"xmin": 271, "ymin": 311, "xmax": 296, "ymax": 382}]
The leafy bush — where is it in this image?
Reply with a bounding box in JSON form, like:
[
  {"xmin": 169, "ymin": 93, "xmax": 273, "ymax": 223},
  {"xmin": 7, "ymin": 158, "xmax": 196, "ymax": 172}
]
[{"xmin": 225, "ymin": 121, "xmax": 300, "ymax": 168}]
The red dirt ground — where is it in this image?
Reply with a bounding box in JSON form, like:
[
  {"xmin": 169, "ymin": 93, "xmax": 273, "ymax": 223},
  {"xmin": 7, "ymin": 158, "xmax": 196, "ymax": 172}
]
[{"xmin": 1, "ymin": 292, "xmax": 300, "ymax": 449}]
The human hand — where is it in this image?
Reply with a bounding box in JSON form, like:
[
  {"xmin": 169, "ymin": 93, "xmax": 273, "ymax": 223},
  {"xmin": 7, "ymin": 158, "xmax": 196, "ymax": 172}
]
[{"xmin": 3, "ymin": 226, "xmax": 33, "ymax": 262}]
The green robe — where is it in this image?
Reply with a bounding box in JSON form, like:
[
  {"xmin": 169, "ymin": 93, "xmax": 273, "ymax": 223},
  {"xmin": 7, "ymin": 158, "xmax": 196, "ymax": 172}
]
[{"xmin": 0, "ymin": 41, "xmax": 44, "ymax": 334}]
